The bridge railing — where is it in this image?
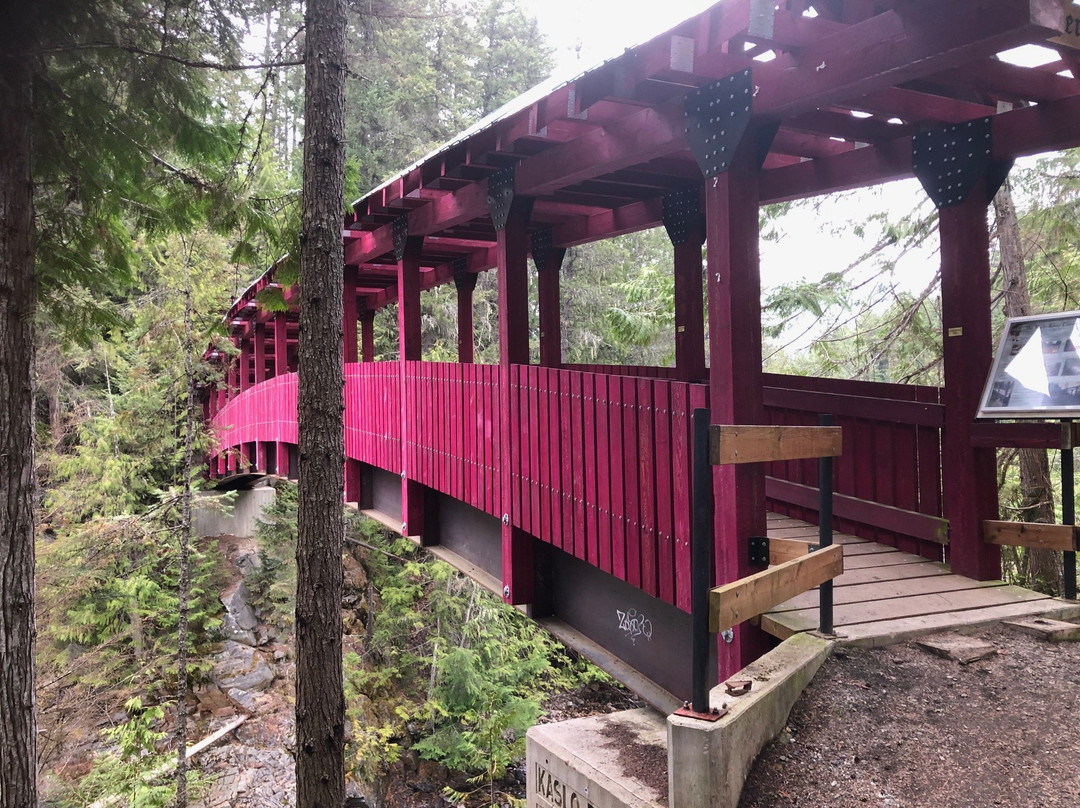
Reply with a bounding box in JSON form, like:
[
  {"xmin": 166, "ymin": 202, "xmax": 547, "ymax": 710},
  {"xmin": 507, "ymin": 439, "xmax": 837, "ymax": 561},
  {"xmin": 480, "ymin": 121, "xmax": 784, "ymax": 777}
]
[{"xmin": 209, "ymin": 364, "xmax": 949, "ymax": 594}]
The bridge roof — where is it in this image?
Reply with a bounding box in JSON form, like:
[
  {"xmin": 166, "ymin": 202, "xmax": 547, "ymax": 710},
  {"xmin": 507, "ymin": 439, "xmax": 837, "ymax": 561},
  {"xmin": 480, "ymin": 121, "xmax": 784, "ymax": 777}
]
[{"xmin": 225, "ymin": 0, "xmax": 1080, "ymax": 325}]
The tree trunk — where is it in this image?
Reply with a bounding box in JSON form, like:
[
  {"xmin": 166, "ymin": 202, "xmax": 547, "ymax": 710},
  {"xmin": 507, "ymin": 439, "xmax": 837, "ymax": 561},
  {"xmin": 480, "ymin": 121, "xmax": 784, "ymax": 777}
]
[
  {"xmin": 296, "ymin": 0, "xmax": 347, "ymax": 805},
  {"xmin": 994, "ymin": 179, "xmax": 1062, "ymax": 593},
  {"xmin": 0, "ymin": 31, "xmax": 41, "ymax": 808},
  {"xmin": 175, "ymin": 246, "xmax": 197, "ymax": 808}
]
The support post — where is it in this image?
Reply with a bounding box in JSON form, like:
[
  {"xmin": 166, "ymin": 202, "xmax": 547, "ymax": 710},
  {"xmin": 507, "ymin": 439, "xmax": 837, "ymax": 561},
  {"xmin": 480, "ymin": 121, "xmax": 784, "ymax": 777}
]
[
  {"xmin": 239, "ymin": 335, "xmax": 251, "ymax": 392},
  {"xmin": 818, "ymin": 413, "xmax": 834, "ymax": 634},
  {"xmin": 360, "ymin": 302, "xmax": 375, "ymax": 363},
  {"xmin": 453, "ymin": 259, "xmax": 478, "ymax": 364},
  {"xmin": 691, "ymin": 408, "xmax": 714, "ymax": 714},
  {"xmin": 704, "ymin": 136, "xmax": 769, "ymax": 678},
  {"xmin": 497, "ymin": 195, "xmax": 534, "ymax": 604},
  {"xmin": 663, "ymin": 188, "xmax": 707, "ymax": 382},
  {"xmin": 343, "ymin": 266, "xmax": 359, "ymax": 364},
  {"xmin": 535, "ymin": 235, "xmax": 566, "ymax": 369},
  {"xmin": 1064, "ymin": 420, "xmax": 1076, "ymax": 600},
  {"xmin": 274, "ymin": 312, "xmax": 291, "ymax": 475},
  {"xmin": 254, "ymin": 322, "xmax": 267, "ymax": 384},
  {"xmin": 939, "ymin": 181, "xmax": 1000, "ymax": 580},
  {"xmin": 398, "ymin": 235, "xmax": 427, "ymax": 537}
]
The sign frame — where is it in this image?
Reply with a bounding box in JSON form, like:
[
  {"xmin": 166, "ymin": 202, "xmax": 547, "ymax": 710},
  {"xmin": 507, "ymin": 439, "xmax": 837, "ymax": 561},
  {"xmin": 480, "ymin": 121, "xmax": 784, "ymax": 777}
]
[{"xmin": 977, "ymin": 310, "xmax": 1080, "ymax": 420}]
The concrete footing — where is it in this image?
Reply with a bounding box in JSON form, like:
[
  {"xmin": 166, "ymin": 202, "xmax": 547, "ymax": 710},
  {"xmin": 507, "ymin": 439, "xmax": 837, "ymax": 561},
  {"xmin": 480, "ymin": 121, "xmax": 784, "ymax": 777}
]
[
  {"xmin": 666, "ymin": 633, "xmax": 833, "ymax": 808},
  {"xmin": 526, "ymin": 708, "xmax": 668, "ymax": 808},
  {"xmin": 194, "ymin": 486, "xmax": 276, "ymax": 538}
]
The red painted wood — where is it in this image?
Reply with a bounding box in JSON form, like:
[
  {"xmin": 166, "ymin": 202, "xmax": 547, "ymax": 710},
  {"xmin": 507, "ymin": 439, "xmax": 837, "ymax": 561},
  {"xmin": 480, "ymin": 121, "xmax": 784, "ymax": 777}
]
[
  {"xmin": 571, "ymin": 371, "xmax": 586, "ymax": 560},
  {"xmin": 595, "ymin": 373, "xmax": 613, "ymax": 575},
  {"xmin": 583, "ymin": 372, "xmax": 599, "ymax": 567},
  {"xmin": 671, "ymin": 382, "xmax": 691, "ymax": 611},
  {"xmin": 654, "ymin": 381, "xmax": 675, "ymax": 605},
  {"xmin": 622, "ymin": 377, "xmax": 641, "ymax": 587},
  {"xmin": 499, "ymin": 200, "xmax": 533, "ymax": 604},
  {"xmin": 706, "ymin": 138, "xmax": 768, "ymax": 678},
  {"xmin": 939, "ymin": 182, "xmax": 999, "ymax": 580},
  {"xmin": 360, "ymin": 308, "xmax": 375, "ymax": 363},
  {"xmin": 343, "ymin": 267, "xmax": 359, "ymax": 364},
  {"xmin": 455, "ymin": 271, "xmax": 477, "ymax": 363},
  {"xmin": 609, "ymin": 378, "xmax": 626, "ymax": 580},
  {"xmin": 637, "ymin": 378, "xmax": 657, "ymax": 597},
  {"xmin": 559, "ymin": 370, "xmax": 573, "ymax": 554},
  {"xmin": 399, "ymin": 237, "xmax": 426, "ymax": 536},
  {"xmin": 254, "ymin": 322, "xmax": 267, "ymax": 385},
  {"xmin": 673, "ymin": 226, "xmax": 707, "ymax": 382},
  {"xmin": 515, "ymin": 364, "xmax": 529, "ymax": 532},
  {"xmin": 529, "ymin": 365, "xmax": 542, "ymax": 540},
  {"xmin": 538, "ymin": 248, "xmax": 566, "ymax": 368},
  {"xmin": 539, "ymin": 367, "xmax": 553, "ymax": 545},
  {"xmin": 239, "ymin": 339, "xmax": 251, "ymax": 392}
]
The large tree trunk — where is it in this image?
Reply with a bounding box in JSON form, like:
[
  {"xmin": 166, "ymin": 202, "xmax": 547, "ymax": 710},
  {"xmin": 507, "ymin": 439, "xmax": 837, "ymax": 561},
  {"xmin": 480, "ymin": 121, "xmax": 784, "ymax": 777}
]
[
  {"xmin": 0, "ymin": 31, "xmax": 41, "ymax": 808},
  {"xmin": 296, "ymin": 0, "xmax": 347, "ymax": 805},
  {"xmin": 994, "ymin": 178, "xmax": 1062, "ymax": 593}
]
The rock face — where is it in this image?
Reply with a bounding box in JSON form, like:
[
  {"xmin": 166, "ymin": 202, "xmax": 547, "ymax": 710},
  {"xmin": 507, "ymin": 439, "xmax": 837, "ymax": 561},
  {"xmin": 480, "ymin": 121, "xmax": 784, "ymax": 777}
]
[
  {"xmin": 211, "ymin": 641, "xmax": 275, "ymax": 692},
  {"xmin": 221, "ymin": 582, "xmax": 259, "ymax": 646}
]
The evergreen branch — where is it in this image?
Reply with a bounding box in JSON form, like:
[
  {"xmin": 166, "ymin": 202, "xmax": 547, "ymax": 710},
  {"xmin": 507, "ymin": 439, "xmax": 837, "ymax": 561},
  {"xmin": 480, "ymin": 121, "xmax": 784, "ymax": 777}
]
[{"xmin": 28, "ymin": 42, "xmax": 305, "ymax": 72}]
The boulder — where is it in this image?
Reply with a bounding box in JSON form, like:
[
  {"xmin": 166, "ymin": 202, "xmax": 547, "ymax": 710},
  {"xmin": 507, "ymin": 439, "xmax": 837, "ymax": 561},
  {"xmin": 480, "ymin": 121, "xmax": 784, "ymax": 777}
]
[
  {"xmin": 221, "ymin": 581, "xmax": 259, "ymax": 646},
  {"xmin": 212, "ymin": 641, "xmax": 275, "ymax": 692}
]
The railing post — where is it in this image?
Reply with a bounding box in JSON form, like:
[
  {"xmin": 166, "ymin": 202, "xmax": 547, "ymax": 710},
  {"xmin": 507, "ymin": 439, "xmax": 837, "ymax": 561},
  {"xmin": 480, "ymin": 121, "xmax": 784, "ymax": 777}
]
[
  {"xmin": 1063, "ymin": 419, "xmax": 1076, "ymax": 601},
  {"xmin": 691, "ymin": 408, "xmax": 713, "ymax": 714},
  {"xmin": 818, "ymin": 413, "xmax": 835, "ymax": 634}
]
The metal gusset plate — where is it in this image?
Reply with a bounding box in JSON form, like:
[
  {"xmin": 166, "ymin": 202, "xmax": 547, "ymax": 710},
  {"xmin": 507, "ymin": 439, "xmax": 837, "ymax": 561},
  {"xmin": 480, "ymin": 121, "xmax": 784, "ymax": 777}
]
[
  {"xmin": 912, "ymin": 117, "xmax": 994, "ymax": 210},
  {"xmin": 662, "ymin": 186, "xmax": 701, "ymax": 247},
  {"xmin": 488, "ymin": 165, "xmax": 516, "ymax": 231},
  {"xmin": 748, "ymin": 535, "xmax": 769, "ymax": 567},
  {"xmin": 452, "ymin": 256, "xmax": 475, "ymax": 291},
  {"xmin": 684, "ymin": 70, "xmax": 754, "ymax": 178},
  {"xmin": 531, "ymin": 226, "xmax": 554, "ymax": 272},
  {"xmin": 392, "ymin": 215, "xmax": 410, "ymax": 261}
]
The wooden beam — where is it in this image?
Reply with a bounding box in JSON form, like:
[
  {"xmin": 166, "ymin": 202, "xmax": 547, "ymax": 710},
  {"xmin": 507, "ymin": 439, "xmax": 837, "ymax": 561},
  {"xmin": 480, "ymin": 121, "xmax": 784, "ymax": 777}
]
[
  {"xmin": 710, "ymin": 425, "xmax": 843, "ymax": 465},
  {"xmin": 709, "ymin": 544, "xmax": 844, "ymax": 632},
  {"xmin": 770, "ymin": 538, "xmax": 818, "ymax": 565},
  {"xmin": 983, "ymin": 520, "xmax": 1078, "ymax": 551}
]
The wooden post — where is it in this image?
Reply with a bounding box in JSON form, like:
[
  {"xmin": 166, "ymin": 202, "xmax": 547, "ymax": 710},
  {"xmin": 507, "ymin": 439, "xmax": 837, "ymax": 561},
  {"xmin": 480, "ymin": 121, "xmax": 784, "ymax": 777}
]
[
  {"xmin": 343, "ymin": 266, "xmax": 359, "ymax": 364},
  {"xmin": 939, "ymin": 181, "xmax": 1000, "ymax": 580},
  {"xmin": 704, "ymin": 139, "xmax": 769, "ymax": 677},
  {"xmin": 399, "ymin": 236, "xmax": 427, "ymax": 537},
  {"xmin": 453, "ymin": 262, "xmax": 478, "ymax": 364},
  {"xmin": 254, "ymin": 322, "xmax": 267, "ymax": 384},
  {"xmin": 674, "ymin": 225, "xmax": 707, "ymax": 382},
  {"xmin": 360, "ymin": 303, "xmax": 375, "ymax": 362},
  {"xmin": 538, "ymin": 247, "xmax": 565, "ymax": 368},
  {"xmin": 239, "ymin": 335, "xmax": 251, "ymax": 392},
  {"xmin": 499, "ymin": 198, "xmax": 534, "ymax": 604}
]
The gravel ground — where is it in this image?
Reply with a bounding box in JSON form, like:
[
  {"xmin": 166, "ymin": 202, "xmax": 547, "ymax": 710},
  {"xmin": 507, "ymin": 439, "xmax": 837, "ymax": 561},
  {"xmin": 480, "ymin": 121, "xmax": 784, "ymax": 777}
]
[{"xmin": 740, "ymin": 626, "xmax": 1080, "ymax": 808}]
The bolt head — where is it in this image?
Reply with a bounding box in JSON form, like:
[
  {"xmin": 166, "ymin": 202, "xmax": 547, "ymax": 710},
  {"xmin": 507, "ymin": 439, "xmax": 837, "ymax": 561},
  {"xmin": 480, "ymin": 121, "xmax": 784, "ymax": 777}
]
[
  {"xmin": 401, "ymin": 523, "xmax": 407, "ymax": 534},
  {"xmin": 502, "ymin": 513, "xmax": 509, "ymax": 525},
  {"xmin": 502, "ymin": 585, "xmax": 511, "ymax": 599}
]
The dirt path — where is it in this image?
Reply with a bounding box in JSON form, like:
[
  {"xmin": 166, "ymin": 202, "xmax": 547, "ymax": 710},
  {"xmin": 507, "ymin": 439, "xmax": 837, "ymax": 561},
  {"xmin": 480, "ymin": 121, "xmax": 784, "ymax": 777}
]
[{"xmin": 740, "ymin": 626, "xmax": 1080, "ymax": 807}]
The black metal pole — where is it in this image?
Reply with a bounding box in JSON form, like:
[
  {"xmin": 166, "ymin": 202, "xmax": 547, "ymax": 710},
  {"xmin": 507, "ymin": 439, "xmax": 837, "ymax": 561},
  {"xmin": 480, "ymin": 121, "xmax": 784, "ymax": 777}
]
[
  {"xmin": 1063, "ymin": 420, "xmax": 1076, "ymax": 601},
  {"xmin": 818, "ymin": 413, "xmax": 834, "ymax": 634},
  {"xmin": 691, "ymin": 408, "xmax": 713, "ymax": 713}
]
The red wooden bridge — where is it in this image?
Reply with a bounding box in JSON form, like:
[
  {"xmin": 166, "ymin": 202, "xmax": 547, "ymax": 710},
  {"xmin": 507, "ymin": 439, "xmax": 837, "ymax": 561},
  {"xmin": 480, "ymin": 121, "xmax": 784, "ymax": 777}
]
[{"xmin": 205, "ymin": 0, "xmax": 1080, "ymax": 707}]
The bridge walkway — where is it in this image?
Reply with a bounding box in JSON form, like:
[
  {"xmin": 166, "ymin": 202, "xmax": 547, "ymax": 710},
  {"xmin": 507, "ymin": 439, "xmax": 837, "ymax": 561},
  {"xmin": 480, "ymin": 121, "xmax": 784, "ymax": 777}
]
[{"xmin": 761, "ymin": 513, "xmax": 1080, "ymax": 646}]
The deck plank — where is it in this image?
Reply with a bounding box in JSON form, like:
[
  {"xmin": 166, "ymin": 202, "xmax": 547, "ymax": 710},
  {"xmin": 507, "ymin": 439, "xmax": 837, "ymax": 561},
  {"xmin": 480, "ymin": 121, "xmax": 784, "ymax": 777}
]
[
  {"xmin": 762, "ymin": 585, "xmax": 1050, "ymax": 639},
  {"xmin": 767, "ymin": 575, "xmax": 1007, "ymax": 613},
  {"xmin": 831, "ymin": 561, "xmax": 951, "ymax": 586}
]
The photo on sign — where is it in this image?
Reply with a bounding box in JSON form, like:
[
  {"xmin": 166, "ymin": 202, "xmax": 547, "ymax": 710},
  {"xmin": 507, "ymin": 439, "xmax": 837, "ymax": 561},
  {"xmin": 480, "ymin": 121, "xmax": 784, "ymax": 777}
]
[{"xmin": 977, "ymin": 311, "xmax": 1080, "ymax": 419}]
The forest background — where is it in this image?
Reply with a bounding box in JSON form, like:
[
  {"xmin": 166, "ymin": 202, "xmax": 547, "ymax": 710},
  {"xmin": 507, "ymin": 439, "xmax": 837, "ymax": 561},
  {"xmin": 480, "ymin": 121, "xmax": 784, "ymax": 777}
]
[{"xmin": 3, "ymin": 0, "xmax": 1080, "ymax": 806}]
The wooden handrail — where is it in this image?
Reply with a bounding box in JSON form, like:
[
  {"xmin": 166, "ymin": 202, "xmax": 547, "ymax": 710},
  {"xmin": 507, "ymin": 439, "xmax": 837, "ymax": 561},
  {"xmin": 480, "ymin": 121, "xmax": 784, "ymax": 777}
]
[{"xmin": 708, "ymin": 544, "xmax": 844, "ymax": 633}]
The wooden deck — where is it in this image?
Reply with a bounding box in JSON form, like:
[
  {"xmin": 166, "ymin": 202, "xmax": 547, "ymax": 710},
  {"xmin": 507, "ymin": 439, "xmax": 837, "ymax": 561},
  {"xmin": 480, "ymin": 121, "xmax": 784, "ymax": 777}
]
[{"xmin": 760, "ymin": 513, "xmax": 1080, "ymax": 647}]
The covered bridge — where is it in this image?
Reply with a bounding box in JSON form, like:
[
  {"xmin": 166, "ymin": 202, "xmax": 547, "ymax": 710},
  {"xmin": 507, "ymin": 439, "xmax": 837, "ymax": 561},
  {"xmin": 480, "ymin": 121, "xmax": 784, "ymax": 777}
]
[{"xmin": 205, "ymin": 0, "xmax": 1080, "ymax": 708}]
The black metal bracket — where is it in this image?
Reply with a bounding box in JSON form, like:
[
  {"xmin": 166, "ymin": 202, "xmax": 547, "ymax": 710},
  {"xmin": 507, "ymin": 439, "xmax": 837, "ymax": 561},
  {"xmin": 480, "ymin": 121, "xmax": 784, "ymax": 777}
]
[
  {"xmin": 392, "ymin": 215, "xmax": 409, "ymax": 262},
  {"xmin": 912, "ymin": 117, "xmax": 1010, "ymax": 210},
  {"xmin": 685, "ymin": 70, "xmax": 753, "ymax": 178},
  {"xmin": 531, "ymin": 226, "xmax": 554, "ymax": 272},
  {"xmin": 452, "ymin": 256, "xmax": 476, "ymax": 293},
  {"xmin": 748, "ymin": 535, "xmax": 770, "ymax": 567},
  {"xmin": 662, "ymin": 186, "xmax": 702, "ymax": 247},
  {"xmin": 488, "ymin": 165, "xmax": 516, "ymax": 231},
  {"xmin": 749, "ymin": 0, "xmax": 775, "ymax": 38}
]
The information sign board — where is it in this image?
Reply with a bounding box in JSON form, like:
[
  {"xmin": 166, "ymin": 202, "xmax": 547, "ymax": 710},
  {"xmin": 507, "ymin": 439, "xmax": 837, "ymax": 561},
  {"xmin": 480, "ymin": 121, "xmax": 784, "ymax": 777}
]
[{"xmin": 978, "ymin": 311, "xmax": 1080, "ymax": 420}]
